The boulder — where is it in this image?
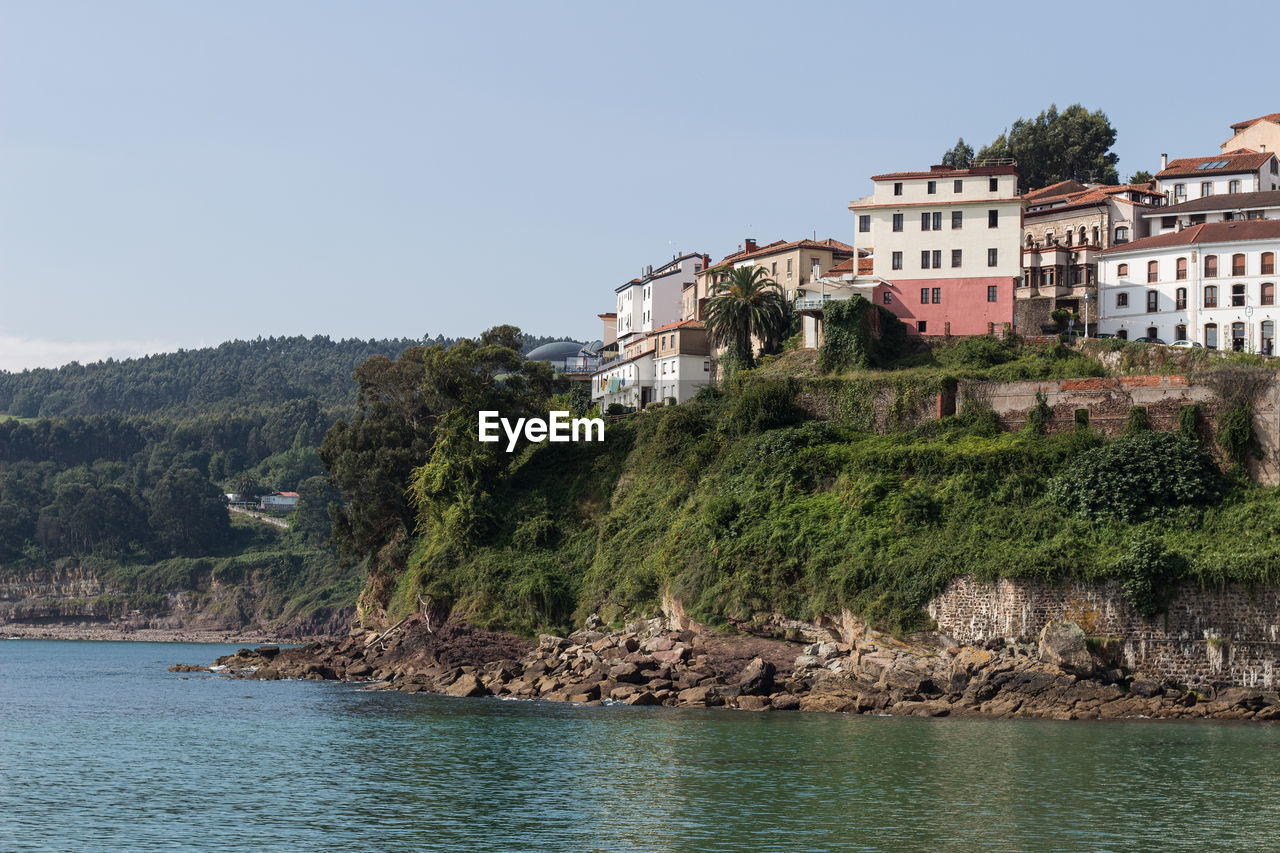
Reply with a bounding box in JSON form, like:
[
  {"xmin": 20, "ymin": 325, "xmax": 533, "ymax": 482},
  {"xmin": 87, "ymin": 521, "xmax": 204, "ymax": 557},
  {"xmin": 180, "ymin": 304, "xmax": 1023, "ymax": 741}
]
[
  {"xmin": 1129, "ymin": 679, "xmax": 1163, "ymax": 698},
  {"xmin": 650, "ymin": 647, "xmax": 688, "ymax": 666},
  {"xmin": 444, "ymin": 674, "xmax": 487, "ymax": 698},
  {"xmin": 770, "ymin": 693, "xmax": 802, "ymax": 711},
  {"xmin": 736, "ymin": 695, "xmax": 770, "ymax": 711},
  {"xmin": 625, "ymin": 691, "xmax": 661, "ymax": 706},
  {"xmin": 1038, "ymin": 621, "xmax": 1095, "ymax": 677},
  {"xmin": 737, "ymin": 657, "xmax": 776, "ymax": 696},
  {"xmin": 254, "ymin": 644, "xmax": 280, "ymax": 659},
  {"xmin": 607, "ymin": 662, "xmax": 645, "ymax": 684},
  {"xmin": 677, "ymin": 685, "xmax": 723, "ymax": 707}
]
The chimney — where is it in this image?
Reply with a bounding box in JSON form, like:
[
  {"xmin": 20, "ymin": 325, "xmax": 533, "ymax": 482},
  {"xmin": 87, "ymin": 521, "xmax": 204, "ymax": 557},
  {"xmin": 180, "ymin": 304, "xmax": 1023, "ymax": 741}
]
[
  {"xmin": 1262, "ymin": 144, "xmax": 1269, "ymax": 153},
  {"xmin": 744, "ymin": 238, "xmax": 757, "ymax": 253},
  {"xmin": 1161, "ymin": 153, "xmax": 1168, "ymax": 170}
]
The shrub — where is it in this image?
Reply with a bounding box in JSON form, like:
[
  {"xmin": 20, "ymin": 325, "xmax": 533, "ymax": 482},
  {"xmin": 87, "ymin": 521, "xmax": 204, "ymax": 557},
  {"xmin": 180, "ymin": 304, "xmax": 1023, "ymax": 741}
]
[
  {"xmin": 605, "ymin": 403, "xmax": 628, "ymax": 417},
  {"xmin": 1216, "ymin": 401, "xmax": 1261, "ymax": 471},
  {"xmin": 1115, "ymin": 531, "xmax": 1184, "ymax": 617},
  {"xmin": 1047, "ymin": 431, "xmax": 1220, "ymax": 521},
  {"xmin": 1124, "ymin": 406, "xmax": 1151, "ymax": 434},
  {"xmin": 1024, "ymin": 390, "xmax": 1052, "ymax": 434},
  {"xmin": 818, "ymin": 297, "xmax": 907, "ymax": 372},
  {"xmin": 1178, "ymin": 403, "xmax": 1200, "ymax": 442},
  {"xmin": 726, "ymin": 379, "xmax": 806, "ymax": 434},
  {"xmin": 936, "ymin": 335, "xmax": 1015, "ymax": 369}
]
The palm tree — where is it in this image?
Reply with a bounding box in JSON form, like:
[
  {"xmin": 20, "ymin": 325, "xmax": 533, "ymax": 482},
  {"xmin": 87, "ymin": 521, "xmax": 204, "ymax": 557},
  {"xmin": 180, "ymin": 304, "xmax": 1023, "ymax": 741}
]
[{"xmin": 703, "ymin": 265, "xmax": 789, "ymax": 373}]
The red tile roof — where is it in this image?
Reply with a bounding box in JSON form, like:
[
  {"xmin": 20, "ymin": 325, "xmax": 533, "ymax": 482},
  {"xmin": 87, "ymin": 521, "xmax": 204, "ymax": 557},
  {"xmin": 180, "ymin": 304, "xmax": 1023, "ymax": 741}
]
[
  {"xmin": 1230, "ymin": 113, "xmax": 1280, "ymax": 132},
  {"xmin": 707, "ymin": 237, "xmax": 855, "ymax": 269},
  {"xmin": 647, "ymin": 319, "xmax": 705, "ymax": 335},
  {"xmin": 1024, "ymin": 179, "xmax": 1088, "ymax": 201},
  {"xmin": 1100, "ymin": 220, "xmax": 1280, "ymax": 254},
  {"xmin": 1156, "ymin": 151, "xmax": 1274, "ymax": 179},
  {"xmin": 870, "ymin": 164, "xmax": 1018, "ymax": 181}
]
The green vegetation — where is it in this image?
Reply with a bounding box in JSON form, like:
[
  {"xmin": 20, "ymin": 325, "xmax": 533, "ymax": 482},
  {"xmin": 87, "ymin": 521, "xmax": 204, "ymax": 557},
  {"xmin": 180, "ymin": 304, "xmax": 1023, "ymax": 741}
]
[
  {"xmin": 316, "ymin": 331, "xmax": 1280, "ymax": 636},
  {"xmin": 704, "ymin": 266, "xmax": 790, "ymax": 373},
  {"xmin": 976, "ymin": 103, "xmax": 1120, "ymax": 188}
]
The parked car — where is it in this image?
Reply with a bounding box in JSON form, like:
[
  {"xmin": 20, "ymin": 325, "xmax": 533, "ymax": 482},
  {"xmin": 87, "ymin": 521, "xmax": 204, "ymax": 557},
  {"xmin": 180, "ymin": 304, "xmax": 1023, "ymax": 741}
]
[
  {"xmin": 1169, "ymin": 340, "xmax": 1203, "ymax": 348},
  {"xmin": 1132, "ymin": 336, "xmax": 1168, "ymax": 345}
]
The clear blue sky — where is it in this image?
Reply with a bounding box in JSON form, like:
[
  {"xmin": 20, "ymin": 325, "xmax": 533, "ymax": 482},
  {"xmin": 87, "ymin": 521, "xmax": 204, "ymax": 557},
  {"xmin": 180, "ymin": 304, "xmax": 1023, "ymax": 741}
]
[{"xmin": 1, "ymin": 0, "xmax": 1273, "ymax": 370}]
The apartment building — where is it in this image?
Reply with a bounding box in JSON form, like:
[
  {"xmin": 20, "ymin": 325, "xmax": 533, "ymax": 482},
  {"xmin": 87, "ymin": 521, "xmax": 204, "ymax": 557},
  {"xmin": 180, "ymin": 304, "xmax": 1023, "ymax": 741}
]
[
  {"xmin": 1155, "ymin": 151, "xmax": 1280, "ymax": 205},
  {"xmin": 650, "ymin": 320, "xmax": 711, "ymax": 404},
  {"xmin": 1220, "ymin": 112, "xmax": 1280, "ymax": 157},
  {"xmin": 848, "ymin": 163, "xmax": 1023, "ymax": 336},
  {"xmin": 614, "ymin": 253, "xmax": 708, "ymax": 349},
  {"xmin": 1143, "ymin": 190, "xmax": 1280, "ymax": 237},
  {"xmin": 1017, "ymin": 180, "xmax": 1162, "ymax": 333},
  {"xmin": 683, "ymin": 237, "xmax": 855, "ymax": 321},
  {"xmin": 1097, "ymin": 220, "xmax": 1280, "ymax": 353}
]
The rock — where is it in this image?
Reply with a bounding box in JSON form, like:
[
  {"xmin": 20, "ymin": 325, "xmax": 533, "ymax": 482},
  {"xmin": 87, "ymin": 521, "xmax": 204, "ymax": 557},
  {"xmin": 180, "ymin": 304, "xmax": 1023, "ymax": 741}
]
[
  {"xmin": 538, "ymin": 634, "xmax": 569, "ymax": 653},
  {"xmin": 252, "ymin": 666, "xmax": 280, "ymax": 681},
  {"xmin": 1038, "ymin": 621, "xmax": 1095, "ymax": 677},
  {"xmin": 168, "ymin": 664, "xmax": 210, "ymax": 673},
  {"xmin": 610, "ymin": 685, "xmax": 641, "ymax": 700},
  {"xmin": 642, "ymin": 636, "xmax": 674, "ymax": 653},
  {"xmin": 625, "ymin": 691, "xmax": 661, "ymax": 706},
  {"xmin": 254, "ymin": 644, "xmax": 280, "ymax": 659},
  {"xmin": 1209, "ymin": 687, "xmax": 1267, "ymax": 714},
  {"xmin": 770, "ymin": 694, "xmax": 802, "ymax": 711},
  {"xmin": 444, "ymin": 674, "xmax": 487, "ymax": 698},
  {"xmin": 585, "ymin": 613, "xmax": 603, "ymax": 630},
  {"xmin": 677, "ymin": 685, "xmax": 722, "ymax": 707},
  {"xmin": 799, "ymin": 694, "xmax": 855, "ymax": 713},
  {"xmin": 346, "ymin": 662, "xmax": 373, "ymax": 679},
  {"xmin": 607, "ymin": 662, "xmax": 645, "ymax": 684},
  {"xmin": 737, "ymin": 657, "xmax": 776, "ymax": 696},
  {"xmin": 793, "ymin": 655, "xmax": 820, "ymax": 669},
  {"xmin": 736, "ymin": 695, "xmax": 770, "ymax": 711},
  {"xmin": 1129, "ymin": 679, "xmax": 1163, "ymax": 698},
  {"xmin": 650, "ymin": 647, "xmax": 688, "ymax": 666}
]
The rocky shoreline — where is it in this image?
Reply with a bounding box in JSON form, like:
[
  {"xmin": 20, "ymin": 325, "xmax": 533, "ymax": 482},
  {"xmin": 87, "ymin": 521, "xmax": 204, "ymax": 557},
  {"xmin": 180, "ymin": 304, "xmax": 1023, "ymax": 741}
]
[
  {"xmin": 178, "ymin": 612, "xmax": 1280, "ymax": 723},
  {"xmin": 5, "ymin": 622, "xmax": 330, "ymax": 644}
]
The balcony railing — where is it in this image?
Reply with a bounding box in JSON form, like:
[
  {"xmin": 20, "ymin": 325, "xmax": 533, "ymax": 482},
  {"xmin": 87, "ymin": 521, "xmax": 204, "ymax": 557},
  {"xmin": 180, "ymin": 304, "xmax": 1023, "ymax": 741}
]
[{"xmin": 795, "ymin": 293, "xmax": 853, "ymax": 310}]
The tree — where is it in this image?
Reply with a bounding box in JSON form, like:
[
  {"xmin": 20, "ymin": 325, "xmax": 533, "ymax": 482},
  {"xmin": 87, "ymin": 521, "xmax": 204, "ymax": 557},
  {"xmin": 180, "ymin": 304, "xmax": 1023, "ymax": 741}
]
[
  {"xmin": 703, "ymin": 266, "xmax": 789, "ymax": 373},
  {"xmin": 940, "ymin": 137, "xmax": 973, "ymax": 169},
  {"xmin": 149, "ymin": 466, "xmax": 231, "ymax": 555},
  {"xmin": 1129, "ymin": 170, "xmax": 1154, "ymax": 185},
  {"xmin": 976, "ymin": 104, "xmax": 1120, "ymax": 190}
]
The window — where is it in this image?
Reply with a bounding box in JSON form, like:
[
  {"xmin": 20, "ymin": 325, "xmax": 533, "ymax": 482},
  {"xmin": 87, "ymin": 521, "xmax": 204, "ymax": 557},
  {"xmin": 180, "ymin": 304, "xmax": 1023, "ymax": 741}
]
[
  {"xmin": 952, "ymin": 249, "xmax": 962, "ymax": 268},
  {"xmin": 1116, "ymin": 293, "xmax": 1129, "ymax": 308},
  {"xmin": 1147, "ymin": 290, "xmax": 1158, "ymax": 312},
  {"xmin": 1117, "ymin": 329, "xmax": 1128, "ymax": 340},
  {"xmin": 1147, "ymin": 327, "xmax": 1159, "ymax": 340},
  {"xmin": 1092, "ymin": 226, "xmax": 1099, "ymax": 246},
  {"xmin": 1147, "ymin": 260, "xmax": 1159, "ymax": 283},
  {"xmin": 1115, "ymin": 226, "xmax": 1130, "ymax": 244},
  {"xmin": 1205, "ymin": 323, "xmax": 1218, "ymax": 349},
  {"xmin": 1232, "ymin": 283, "xmax": 1246, "ymax": 306},
  {"xmin": 989, "ymin": 177, "xmax": 998, "ymax": 191},
  {"xmin": 932, "ymin": 287, "xmax": 942, "ymax": 304},
  {"xmin": 1205, "ymin": 285, "xmax": 1218, "ymax": 308},
  {"xmin": 859, "ymin": 214, "xmax": 870, "ymax": 232},
  {"xmin": 892, "ymin": 213, "xmax": 903, "ymax": 232},
  {"xmin": 1190, "ymin": 214, "xmax": 1206, "ymax": 224},
  {"xmin": 932, "ymin": 212, "xmax": 942, "ymax": 230},
  {"xmin": 1229, "ymin": 179, "xmax": 1241, "ymax": 194},
  {"xmin": 786, "ymin": 258, "xmax": 793, "ymax": 276},
  {"xmin": 1264, "ymin": 283, "xmax": 1275, "ymax": 305},
  {"xmin": 1264, "ymin": 321, "xmax": 1275, "ymax": 356},
  {"xmin": 954, "ymin": 179, "xmax": 963, "ymax": 193},
  {"xmin": 882, "ymin": 291, "xmax": 892, "ymax": 305},
  {"xmin": 1161, "ymin": 216, "xmax": 1176, "ymax": 229},
  {"xmin": 1176, "ymin": 257, "xmax": 1187, "ymax": 280},
  {"xmin": 987, "ymin": 248, "xmax": 998, "ymax": 267},
  {"xmin": 988, "ymin": 210, "xmax": 999, "ymax": 228},
  {"xmin": 921, "ymin": 251, "xmax": 931, "ymax": 269},
  {"xmin": 1174, "ymin": 183, "xmax": 1186, "ymax": 199},
  {"xmin": 1263, "ymin": 252, "xmax": 1275, "ymax": 275},
  {"xmin": 1065, "ymin": 230, "xmax": 1073, "ymax": 247},
  {"xmin": 1205, "ymin": 255, "xmax": 1218, "ymax": 276},
  {"xmin": 1175, "ymin": 324, "xmax": 1187, "ymax": 342},
  {"xmin": 892, "ymin": 251, "xmax": 903, "ymax": 270},
  {"xmin": 927, "ymin": 180, "xmax": 937, "ymax": 194},
  {"xmin": 917, "ymin": 320, "xmax": 927, "ymax": 333},
  {"xmin": 1232, "ymin": 321, "xmax": 1247, "ymax": 351},
  {"xmin": 952, "ymin": 210, "xmax": 963, "ymax": 229},
  {"xmin": 772, "ymin": 262, "xmax": 777, "ymax": 276},
  {"xmin": 922, "ymin": 212, "xmax": 932, "ymax": 230},
  {"xmin": 1176, "ymin": 287, "xmax": 1187, "ymax": 310},
  {"xmin": 987, "ymin": 285, "xmax": 998, "ymax": 303},
  {"xmin": 1201, "ymin": 181, "xmax": 1213, "ymax": 197},
  {"xmin": 932, "ymin": 249, "xmax": 941, "ymax": 268},
  {"xmin": 1117, "ymin": 263, "xmax": 1129, "ymax": 277},
  {"xmin": 894, "ymin": 182, "xmax": 903, "ymax": 196},
  {"xmin": 920, "ymin": 287, "xmax": 930, "ymax": 304},
  {"xmin": 1233, "ymin": 253, "xmax": 1246, "ymax": 276}
]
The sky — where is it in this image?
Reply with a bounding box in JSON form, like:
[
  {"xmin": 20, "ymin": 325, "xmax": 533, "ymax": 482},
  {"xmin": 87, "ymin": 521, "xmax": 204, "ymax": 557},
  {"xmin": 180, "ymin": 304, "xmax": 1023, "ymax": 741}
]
[{"xmin": 1, "ymin": 0, "xmax": 1275, "ymax": 371}]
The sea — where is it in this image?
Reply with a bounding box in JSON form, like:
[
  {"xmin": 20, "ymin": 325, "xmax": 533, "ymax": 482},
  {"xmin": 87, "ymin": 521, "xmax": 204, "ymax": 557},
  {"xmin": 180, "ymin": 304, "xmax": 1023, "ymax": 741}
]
[{"xmin": 3, "ymin": 639, "xmax": 1280, "ymax": 852}]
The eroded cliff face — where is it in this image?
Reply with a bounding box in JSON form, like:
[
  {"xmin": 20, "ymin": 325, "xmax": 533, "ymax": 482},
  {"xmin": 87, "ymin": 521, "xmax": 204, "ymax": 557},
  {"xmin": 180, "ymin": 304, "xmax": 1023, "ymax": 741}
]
[{"xmin": 0, "ymin": 563, "xmax": 350, "ymax": 640}]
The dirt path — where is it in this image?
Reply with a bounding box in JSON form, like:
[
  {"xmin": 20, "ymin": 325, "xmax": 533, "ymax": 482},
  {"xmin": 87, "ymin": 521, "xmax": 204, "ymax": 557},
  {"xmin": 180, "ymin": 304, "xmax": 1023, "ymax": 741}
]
[{"xmin": 228, "ymin": 506, "xmax": 290, "ymax": 529}]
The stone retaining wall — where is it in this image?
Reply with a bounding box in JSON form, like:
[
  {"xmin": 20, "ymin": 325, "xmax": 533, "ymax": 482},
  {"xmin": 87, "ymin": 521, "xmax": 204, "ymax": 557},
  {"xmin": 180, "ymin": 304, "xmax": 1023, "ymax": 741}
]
[{"xmin": 928, "ymin": 576, "xmax": 1280, "ymax": 689}]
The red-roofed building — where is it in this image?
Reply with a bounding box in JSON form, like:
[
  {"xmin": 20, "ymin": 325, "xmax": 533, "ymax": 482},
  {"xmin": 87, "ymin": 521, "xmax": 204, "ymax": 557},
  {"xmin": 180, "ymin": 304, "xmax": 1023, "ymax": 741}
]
[
  {"xmin": 648, "ymin": 320, "xmax": 711, "ymax": 403},
  {"xmin": 1221, "ymin": 112, "xmax": 1280, "ymax": 158},
  {"xmin": 1155, "ymin": 150, "xmax": 1280, "ymax": 204},
  {"xmin": 684, "ymin": 237, "xmax": 855, "ymax": 322},
  {"xmin": 1098, "ymin": 220, "xmax": 1280, "ymax": 352},
  {"xmin": 847, "ymin": 162, "xmax": 1022, "ymax": 336}
]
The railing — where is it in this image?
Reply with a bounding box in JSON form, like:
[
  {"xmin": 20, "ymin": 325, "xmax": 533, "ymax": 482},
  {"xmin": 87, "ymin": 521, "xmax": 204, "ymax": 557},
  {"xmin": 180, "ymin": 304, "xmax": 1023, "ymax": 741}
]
[{"xmin": 795, "ymin": 294, "xmax": 852, "ymax": 310}]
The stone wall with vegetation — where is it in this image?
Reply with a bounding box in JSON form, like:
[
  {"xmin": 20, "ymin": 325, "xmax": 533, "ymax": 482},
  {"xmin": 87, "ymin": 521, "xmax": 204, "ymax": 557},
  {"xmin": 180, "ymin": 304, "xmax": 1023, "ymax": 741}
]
[{"xmin": 929, "ymin": 576, "xmax": 1280, "ymax": 689}]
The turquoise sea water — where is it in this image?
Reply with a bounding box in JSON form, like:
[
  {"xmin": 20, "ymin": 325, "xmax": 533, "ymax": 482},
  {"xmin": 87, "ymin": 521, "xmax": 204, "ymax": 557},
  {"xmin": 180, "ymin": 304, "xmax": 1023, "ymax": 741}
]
[{"xmin": 3, "ymin": 640, "xmax": 1280, "ymax": 852}]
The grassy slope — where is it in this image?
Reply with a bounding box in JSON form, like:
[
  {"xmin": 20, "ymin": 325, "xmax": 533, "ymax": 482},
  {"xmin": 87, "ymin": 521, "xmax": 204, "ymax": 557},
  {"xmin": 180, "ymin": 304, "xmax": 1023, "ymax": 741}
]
[{"xmin": 389, "ymin": 340, "xmax": 1280, "ymax": 636}]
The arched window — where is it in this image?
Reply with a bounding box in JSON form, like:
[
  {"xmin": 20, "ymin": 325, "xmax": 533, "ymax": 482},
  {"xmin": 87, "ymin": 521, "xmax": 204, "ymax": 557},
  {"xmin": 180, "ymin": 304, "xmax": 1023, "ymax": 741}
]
[
  {"xmin": 1117, "ymin": 263, "xmax": 1129, "ymax": 277},
  {"xmin": 1147, "ymin": 326, "xmax": 1159, "ymax": 340},
  {"xmin": 1263, "ymin": 252, "xmax": 1275, "ymax": 275},
  {"xmin": 1176, "ymin": 257, "xmax": 1188, "ymax": 280},
  {"xmin": 1079, "ymin": 227, "xmax": 1087, "ymax": 245},
  {"xmin": 1233, "ymin": 253, "xmax": 1247, "ymax": 276},
  {"xmin": 1264, "ymin": 283, "xmax": 1276, "ymax": 306},
  {"xmin": 1147, "ymin": 290, "xmax": 1159, "ymax": 312},
  {"xmin": 1176, "ymin": 287, "xmax": 1187, "ymax": 310},
  {"xmin": 1205, "ymin": 285, "xmax": 1218, "ymax": 308},
  {"xmin": 1147, "ymin": 260, "xmax": 1159, "ymax": 282},
  {"xmin": 1092, "ymin": 226, "xmax": 1099, "ymax": 246},
  {"xmin": 1116, "ymin": 293, "xmax": 1129, "ymax": 308},
  {"xmin": 1205, "ymin": 255, "xmax": 1218, "ymax": 276},
  {"xmin": 1205, "ymin": 323, "xmax": 1219, "ymax": 349},
  {"xmin": 1232, "ymin": 283, "xmax": 1246, "ymax": 306},
  {"xmin": 1175, "ymin": 324, "xmax": 1188, "ymax": 342},
  {"xmin": 1026, "ymin": 233, "xmax": 1034, "ymax": 248},
  {"xmin": 1065, "ymin": 230, "xmax": 1073, "ymax": 246},
  {"xmin": 1115, "ymin": 226, "xmax": 1129, "ymax": 243},
  {"xmin": 1117, "ymin": 329, "xmax": 1129, "ymax": 340}
]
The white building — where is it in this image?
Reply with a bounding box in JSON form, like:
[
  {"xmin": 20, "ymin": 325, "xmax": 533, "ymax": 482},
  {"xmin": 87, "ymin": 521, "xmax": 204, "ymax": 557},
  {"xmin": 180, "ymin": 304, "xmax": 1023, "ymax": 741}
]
[
  {"xmin": 650, "ymin": 320, "xmax": 711, "ymax": 404},
  {"xmin": 1098, "ymin": 220, "xmax": 1280, "ymax": 353},
  {"xmin": 590, "ymin": 348, "xmax": 655, "ymax": 410},
  {"xmin": 1143, "ymin": 189, "xmax": 1280, "ymax": 237},
  {"xmin": 614, "ymin": 253, "xmax": 706, "ymax": 350},
  {"xmin": 1154, "ymin": 151, "xmax": 1280, "ymax": 205}
]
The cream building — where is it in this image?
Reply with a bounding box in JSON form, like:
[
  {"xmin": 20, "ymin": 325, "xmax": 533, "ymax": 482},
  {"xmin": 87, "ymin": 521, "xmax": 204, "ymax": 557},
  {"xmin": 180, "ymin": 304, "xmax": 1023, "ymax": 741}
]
[
  {"xmin": 650, "ymin": 320, "xmax": 711, "ymax": 404},
  {"xmin": 683, "ymin": 237, "xmax": 855, "ymax": 321},
  {"xmin": 1221, "ymin": 112, "xmax": 1280, "ymax": 157},
  {"xmin": 1142, "ymin": 190, "xmax": 1280, "ymax": 237}
]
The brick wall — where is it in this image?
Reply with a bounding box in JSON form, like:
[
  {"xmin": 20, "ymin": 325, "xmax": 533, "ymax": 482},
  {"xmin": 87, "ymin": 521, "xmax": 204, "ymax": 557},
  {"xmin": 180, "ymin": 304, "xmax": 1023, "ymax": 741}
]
[{"xmin": 929, "ymin": 576, "xmax": 1280, "ymax": 689}]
